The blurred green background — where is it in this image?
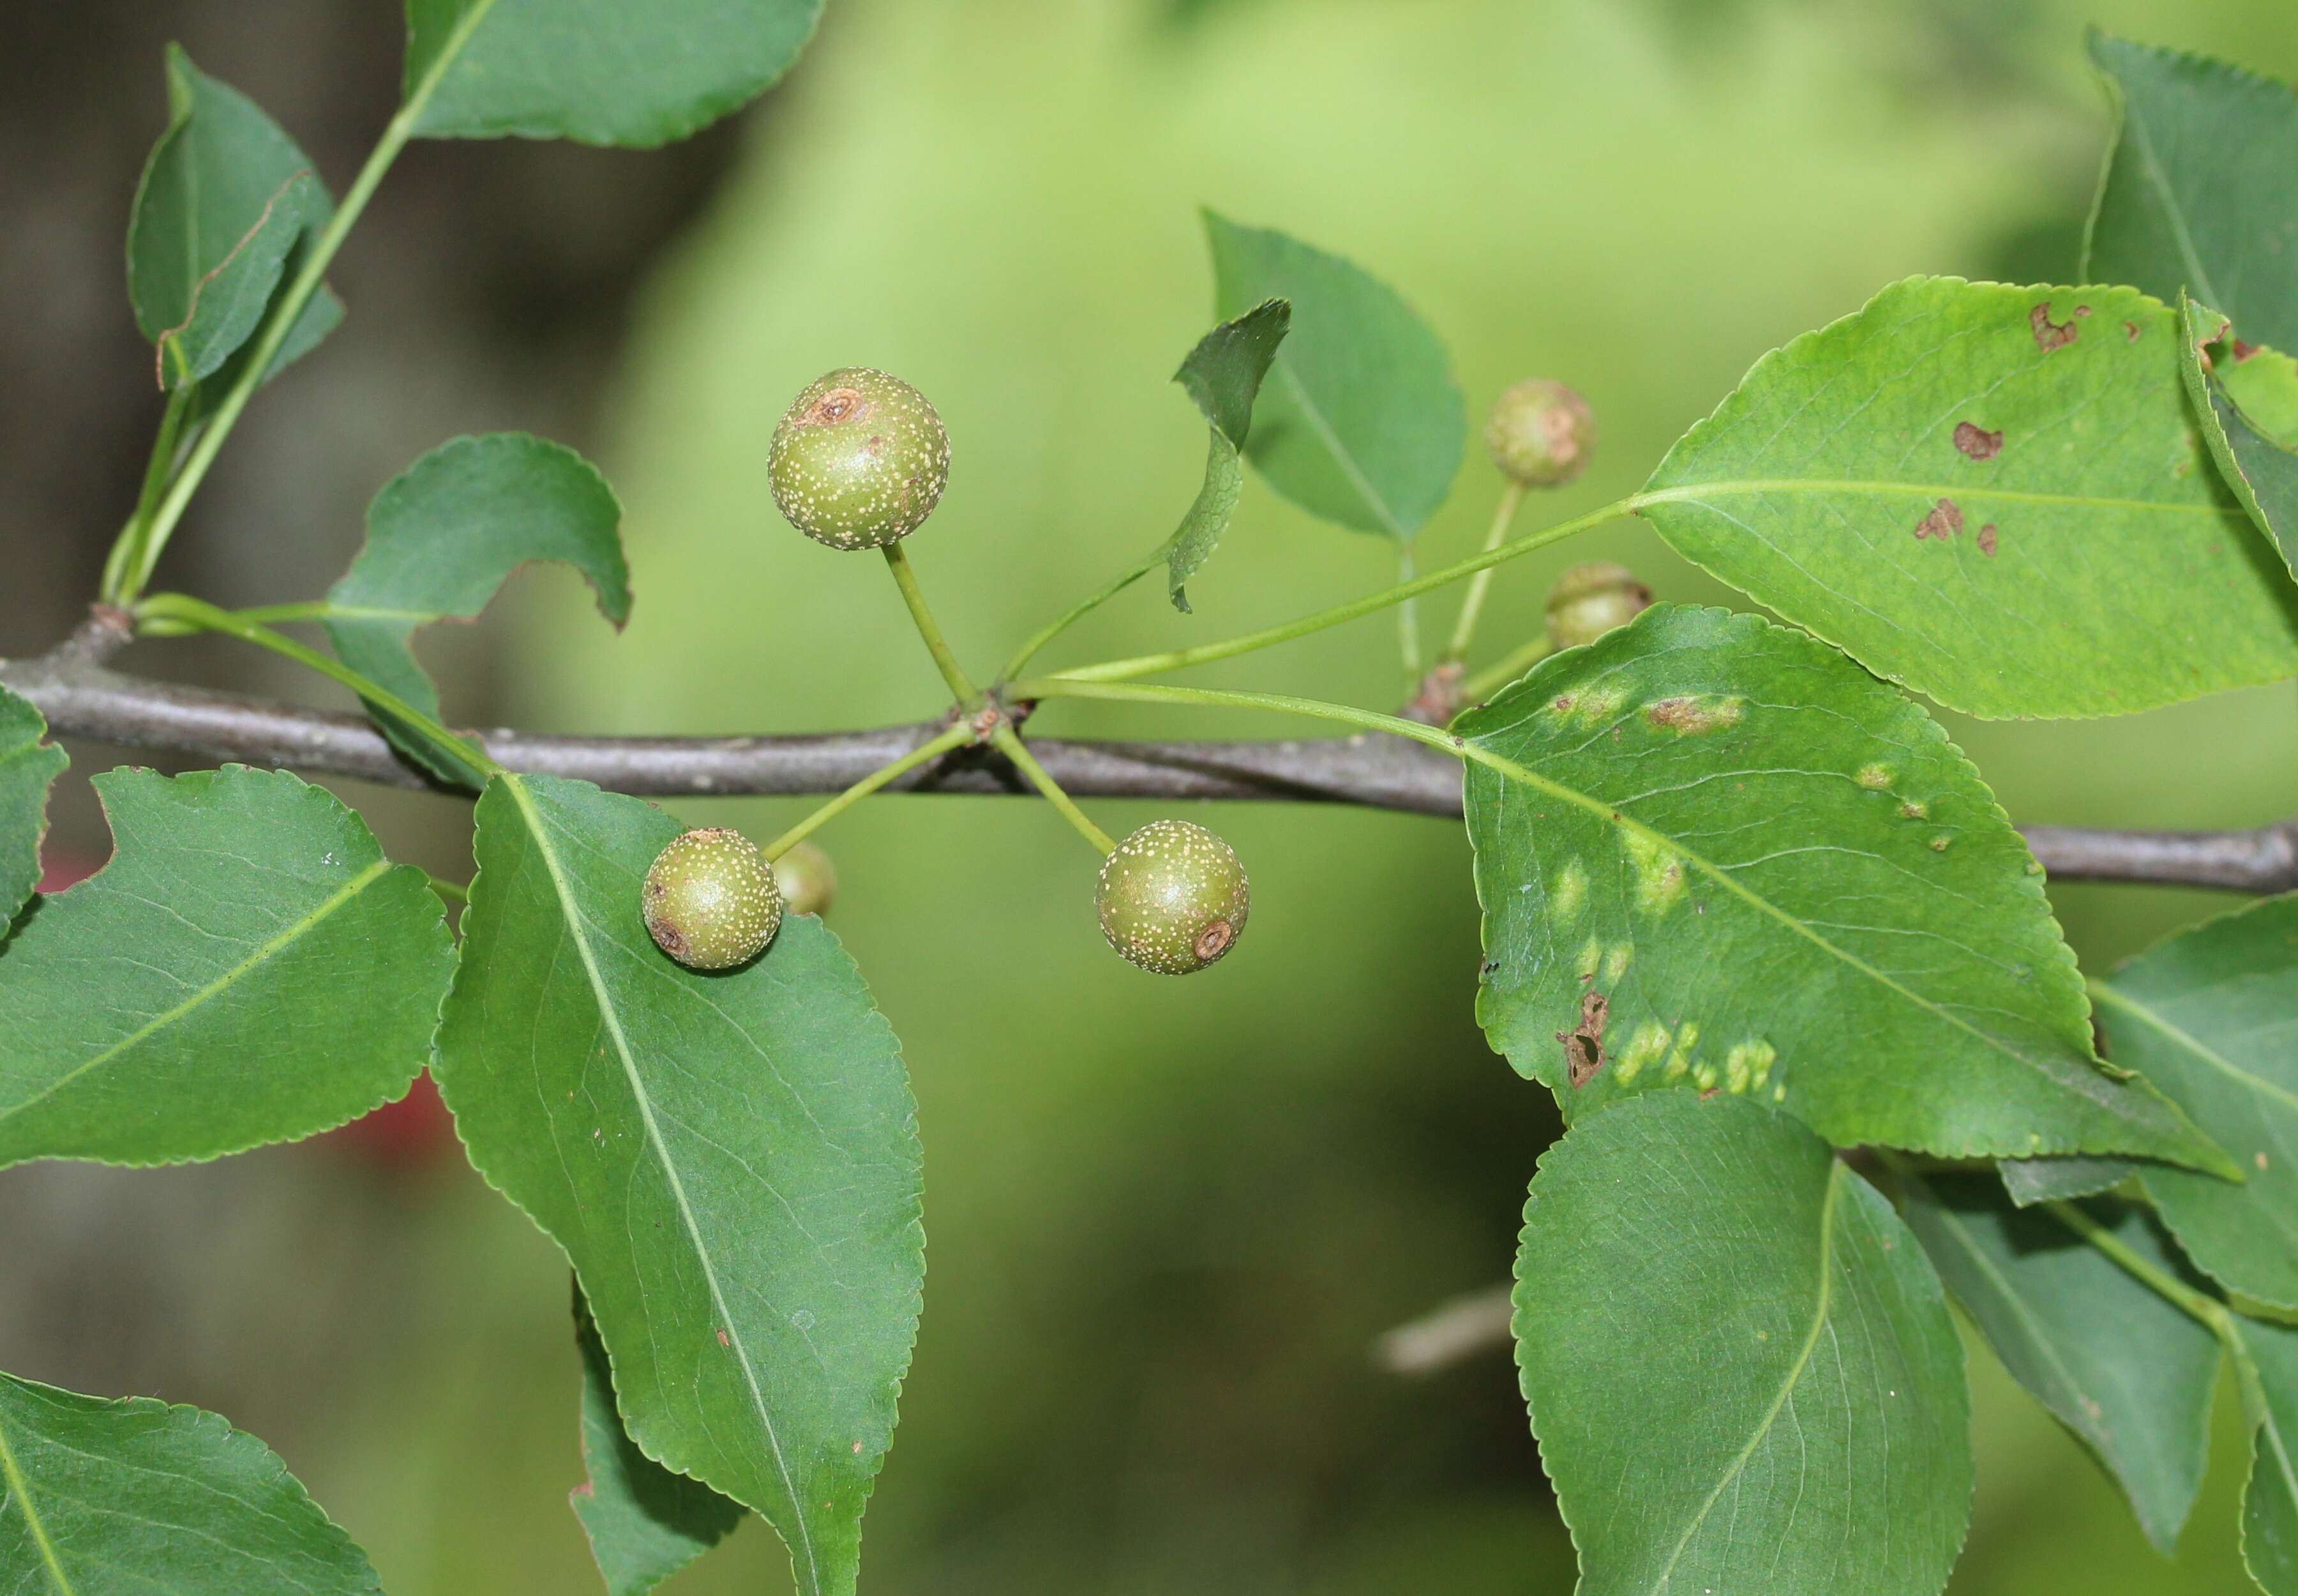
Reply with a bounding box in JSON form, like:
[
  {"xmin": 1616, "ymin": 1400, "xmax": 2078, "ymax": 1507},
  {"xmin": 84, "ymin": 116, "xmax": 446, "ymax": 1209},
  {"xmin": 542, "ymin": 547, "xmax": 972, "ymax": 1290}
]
[{"xmin": 7, "ymin": 1, "xmax": 2298, "ymax": 1592}]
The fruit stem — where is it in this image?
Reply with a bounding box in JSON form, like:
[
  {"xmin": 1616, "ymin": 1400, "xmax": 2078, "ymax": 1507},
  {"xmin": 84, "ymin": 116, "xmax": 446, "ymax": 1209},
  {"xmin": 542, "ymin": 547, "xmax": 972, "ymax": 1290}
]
[
  {"xmin": 1395, "ymin": 546, "xmax": 1424, "ymax": 688},
  {"xmin": 1440, "ymin": 482, "xmax": 1526, "ymax": 666},
  {"xmin": 1456, "ymin": 632, "xmax": 1554, "ymax": 705},
  {"xmin": 882, "ymin": 544, "xmax": 982, "ymax": 705},
  {"xmin": 1040, "ymin": 495, "xmax": 1636, "ymax": 686},
  {"xmin": 760, "ymin": 721, "xmax": 974, "ymax": 860},
  {"xmin": 112, "ymin": 0, "xmax": 501, "ymax": 604},
  {"xmin": 131, "ymin": 592, "xmax": 503, "ymax": 779},
  {"xmin": 996, "ymin": 547, "xmax": 1163, "ymax": 685},
  {"xmin": 988, "ymin": 722, "xmax": 1115, "ymax": 855}
]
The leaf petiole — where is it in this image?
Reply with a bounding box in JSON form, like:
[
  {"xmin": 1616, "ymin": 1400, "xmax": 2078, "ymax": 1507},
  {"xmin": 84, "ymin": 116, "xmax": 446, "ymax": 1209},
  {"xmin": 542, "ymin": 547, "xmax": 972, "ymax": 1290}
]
[
  {"xmin": 1441, "ymin": 481, "xmax": 1526, "ymax": 666},
  {"xmin": 996, "ymin": 547, "xmax": 1163, "ymax": 685},
  {"xmin": 132, "ymin": 591, "xmax": 502, "ymax": 780},
  {"xmin": 1038, "ymin": 495, "xmax": 1636, "ymax": 686}
]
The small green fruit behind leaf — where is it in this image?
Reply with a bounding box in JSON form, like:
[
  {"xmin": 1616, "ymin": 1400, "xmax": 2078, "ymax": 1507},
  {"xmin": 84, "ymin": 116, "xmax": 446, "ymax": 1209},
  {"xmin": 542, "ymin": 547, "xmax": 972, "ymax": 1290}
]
[
  {"xmin": 1485, "ymin": 378, "xmax": 1595, "ymax": 487},
  {"xmin": 1544, "ymin": 561, "xmax": 1652, "ymax": 650},
  {"xmin": 771, "ymin": 841, "xmax": 839, "ymax": 917},
  {"xmin": 1095, "ymin": 820, "xmax": 1250, "ymax": 975},
  {"xmin": 642, "ymin": 827, "xmax": 783, "ymax": 971},
  {"xmin": 767, "ymin": 368, "xmax": 950, "ymax": 549}
]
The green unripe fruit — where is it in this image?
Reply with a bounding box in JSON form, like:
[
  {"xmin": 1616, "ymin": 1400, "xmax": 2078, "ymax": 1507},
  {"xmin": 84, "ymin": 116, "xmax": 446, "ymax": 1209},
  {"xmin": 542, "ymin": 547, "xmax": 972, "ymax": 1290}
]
[
  {"xmin": 1485, "ymin": 379, "xmax": 1595, "ymax": 488},
  {"xmin": 767, "ymin": 368, "xmax": 950, "ymax": 549},
  {"xmin": 770, "ymin": 841, "xmax": 838, "ymax": 918},
  {"xmin": 1095, "ymin": 820, "xmax": 1250, "ymax": 976},
  {"xmin": 1545, "ymin": 562, "xmax": 1652, "ymax": 651},
  {"xmin": 642, "ymin": 827, "xmax": 783, "ymax": 971}
]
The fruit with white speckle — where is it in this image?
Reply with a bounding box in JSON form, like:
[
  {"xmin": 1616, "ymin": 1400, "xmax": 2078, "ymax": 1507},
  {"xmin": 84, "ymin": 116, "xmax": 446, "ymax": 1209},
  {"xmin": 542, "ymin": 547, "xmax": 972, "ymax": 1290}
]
[
  {"xmin": 1096, "ymin": 820, "xmax": 1250, "ymax": 975},
  {"xmin": 642, "ymin": 828, "xmax": 782, "ymax": 970},
  {"xmin": 767, "ymin": 368, "xmax": 949, "ymax": 549}
]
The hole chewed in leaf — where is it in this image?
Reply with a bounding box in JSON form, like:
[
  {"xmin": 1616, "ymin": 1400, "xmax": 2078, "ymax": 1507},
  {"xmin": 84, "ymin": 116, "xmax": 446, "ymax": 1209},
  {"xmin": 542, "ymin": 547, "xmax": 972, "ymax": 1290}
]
[
  {"xmin": 1557, "ymin": 991, "xmax": 1609, "ymax": 1087},
  {"xmin": 1951, "ymin": 422, "xmax": 2003, "ymax": 460}
]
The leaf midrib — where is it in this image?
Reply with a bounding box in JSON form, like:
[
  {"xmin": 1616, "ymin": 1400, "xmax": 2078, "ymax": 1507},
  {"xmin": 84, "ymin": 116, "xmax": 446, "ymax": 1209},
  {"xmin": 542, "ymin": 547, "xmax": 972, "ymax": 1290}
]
[
  {"xmin": 2121, "ymin": 94, "xmax": 2225, "ymax": 314},
  {"xmin": 1647, "ymin": 1160, "xmax": 1844, "ymax": 1590},
  {"xmin": 0, "ymin": 858, "xmax": 391, "ymax": 1131},
  {"xmin": 499, "ymin": 774, "xmax": 818, "ymax": 1593},
  {"xmin": 1274, "ymin": 361, "xmax": 1409, "ymax": 539},
  {"xmin": 2092, "ymin": 981, "xmax": 2298, "ymax": 1116},
  {"xmin": 1640, "ymin": 479, "xmax": 2239, "ymax": 519},
  {"xmin": 0, "ymin": 1400, "xmax": 73, "ymax": 1595}
]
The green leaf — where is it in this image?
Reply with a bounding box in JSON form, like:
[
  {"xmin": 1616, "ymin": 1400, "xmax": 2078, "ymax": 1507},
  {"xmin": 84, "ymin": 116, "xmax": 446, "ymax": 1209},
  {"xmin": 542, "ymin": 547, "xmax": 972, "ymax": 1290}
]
[
  {"xmin": 1458, "ymin": 603, "xmax": 2230, "ymax": 1171},
  {"xmin": 2092, "ymin": 894, "xmax": 2298, "ymax": 1313},
  {"xmin": 432, "ymin": 773, "xmax": 922, "ymax": 1596},
  {"xmin": 1639, "ymin": 276, "xmax": 2298, "ymax": 719},
  {"xmin": 574, "ymin": 1284, "xmax": 744, "ymax": 1596},
  {"xmin": 128, "ymin": 47, "xmax": 339, "ymax": 395},
  {"xmin": 326, "ymin": 433, "xmax": 627, "ymax": 786},
  {"xmin": 405, "ymin": 0, "xmax": 825, "ymax": 147},
  {"xmin": 2084, "ymin": 33, "xmax": 2298, "ymax": 356},
  {"xmin": 1203, "ymin": 211, "xmax": 1461, "ymax": 541},
  {"xmin": 2179, "ymin": 296, "xmax": 2298, "ymax": 580},
  {"xmin": 1163, "ymin": 297, "xmax": 1289, "ymax": 610},
  {"xmin": 1899, "ymin": 1173, "xmax": 2217, "ymax": 1551},
  {"xmin": 0, "ymin": 767, "xmax": 453, "ymax": 1170},
  {"xmin": 2237, "ymin": 1316, "xmax": 2298, "ymax": 1595},
  {"xmin": 0, "ymin": 686, "xmax": 66, "ymax": 928},
  {"xmin": 0, "ymin": 1369, "xmax": 382, "ymax": 1594},
  {"xmin": 1997, "ymin": 1154, "xmax": 2136, "ymax": 1207},
  {"xmin": 1514, "ymin": 1092, "xmax": 1970, "ymax": 1596}
]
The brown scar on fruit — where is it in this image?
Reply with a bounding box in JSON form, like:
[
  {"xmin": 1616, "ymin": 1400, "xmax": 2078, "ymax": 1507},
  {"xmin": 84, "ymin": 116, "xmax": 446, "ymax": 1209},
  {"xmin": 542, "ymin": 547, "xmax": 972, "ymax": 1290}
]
[
  {"xmin": 2031, "ymin": 303, "xmax": 2081, "ymax": 352},
  {"xmin": 1952, "ymin": 422, "xmax": 2003, "ymax": 460},
  {"xmin": 1193, "ymin": 920, "xmax": 1236, "ymax": 962},
  {"xmin": 1557, "ymin": 991, "xmax": 1609, "ymax": 1088},
  {"xmin": 799, "ymin": 386, "xmax": 868, "ymax": 426},
  {"xmin": 1913, "ymin": 497, "xmax": 1964, "ymax": 541},
  {"xmin": 1977, "ymin": 523, "xmax": 1998, "ymax": 557}
]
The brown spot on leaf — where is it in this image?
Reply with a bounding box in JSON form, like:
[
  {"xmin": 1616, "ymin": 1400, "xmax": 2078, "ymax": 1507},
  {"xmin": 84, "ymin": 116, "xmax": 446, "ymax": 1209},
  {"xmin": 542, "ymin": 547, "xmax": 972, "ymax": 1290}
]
[
  {"xmin": 2124, "ymin": 321, "xmax": 2142, "ymax": 343},
  {"xmin": 1645, "ymin": 696, "xmax": 1743, "ymax": 735},
  {"xmin": 2234, "ymin": 338, "xmax": 2261, "ymax": 363},
  {"xmin": 1952, "ymin": 422, "xmax": 2003, "ymax": 460},
  {"xmin": 1556, "ymin": 991, "xmax": 1609, "ymax": 1088},
  {"xmin": 2031, "ymin": 303, "xmax": 2080, "ymax": 352},
  {"xmin": 1913, "ymin": 498, "xmax": 1964, "ymax": 541},
  {"xmin": 716, "ymin": 1327, "xmax": 731, "ymax": 1348},
  {"xmin": 1552, "ymin": 695, "xmax": 1575, "ymax": 712},
  {"xmin": 1977, "ymin": 523, "xmax": 1997, "ymax": 557}
]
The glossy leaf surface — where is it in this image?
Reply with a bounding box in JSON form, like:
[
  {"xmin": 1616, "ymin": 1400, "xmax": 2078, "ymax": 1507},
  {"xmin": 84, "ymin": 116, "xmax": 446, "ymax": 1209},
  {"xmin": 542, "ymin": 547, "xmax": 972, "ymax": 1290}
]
[
  {"xmin": 0, "ymin": 686, "xmax": 65, "ymax": 928},
  {"xmin": 0, "ymin": 1370, "xmax": 382, "ymax": 1594},
  {"xmin": 1515, "ymin": 1092, "xmax": 1969, "ymax": 1596},
  {"xmin": 433, "ymin": 774, "xmax": 922, "ymax": 1596},
  {"xmin": 0, "ymin": 767, "xmax": 452, "ymax": 1170},
  {"xmin": 1204, "ymin": 211, "xmax": 1462, "ymax": 540},
  {"xmin": 1460, "ymin": 604, "xmax": 2227, "ymax": 1169},
  {"xmin": 1641, "ymin": 276, "xmax": 2298, "ymax": 718}
]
